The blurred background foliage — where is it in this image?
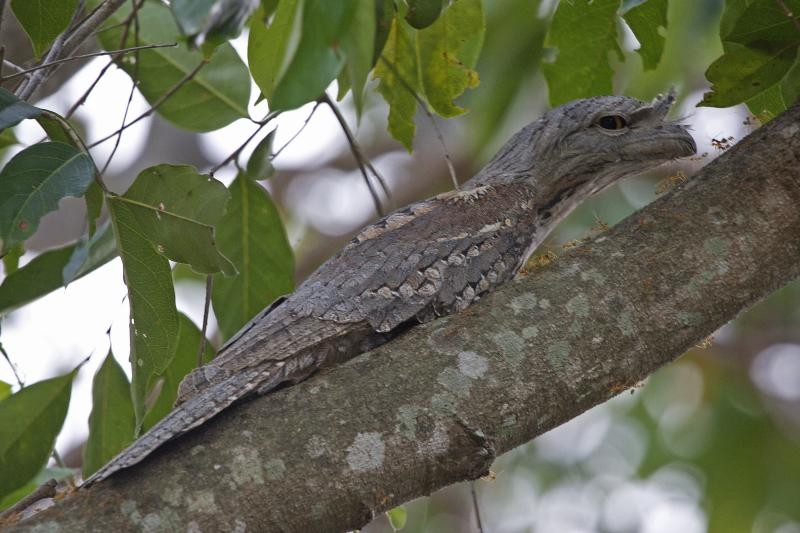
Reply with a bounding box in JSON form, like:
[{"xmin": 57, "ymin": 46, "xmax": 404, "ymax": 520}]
[{"xmin": 0, "ymin": 0, "xmax": 799, "ymax": 531}]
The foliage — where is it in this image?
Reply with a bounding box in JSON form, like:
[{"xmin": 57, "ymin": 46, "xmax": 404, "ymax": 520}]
[{"xmin": 0, "ymin": 0, "xmax": 798, "ymax": 528}]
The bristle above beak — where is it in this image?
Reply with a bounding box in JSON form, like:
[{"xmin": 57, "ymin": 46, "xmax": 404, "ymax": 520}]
[{"xmin": 652, "ymin": 86, "xmax": 678, "ymax": 117}]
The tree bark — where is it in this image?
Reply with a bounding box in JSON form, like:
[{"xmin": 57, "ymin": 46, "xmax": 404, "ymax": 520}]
[{"xmin": 10, "ymin": 101, "xmax": 800, "ymax": 532}]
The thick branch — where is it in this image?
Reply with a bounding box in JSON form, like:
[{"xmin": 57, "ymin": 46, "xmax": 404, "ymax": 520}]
[{"xmin": 11, "ymin": 102, "xmax": 800, "ymax": 532}]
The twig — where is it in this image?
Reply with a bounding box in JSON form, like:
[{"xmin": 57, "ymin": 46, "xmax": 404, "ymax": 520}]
[
  {"xmin": 0, "ymin": 340, "xmax": 23, "ymax": 387},
  {"xmin": 320, "ymin": 93, "xmax": 387, "ymax": 217},
  {"xmin": 209, "ymin": 112, "xmax": 280, "ymax": 174},
  {"xmin": 776, "ymin": 0, "xmax": 800, "ymax": 32},
  {"xmin": 100, "ymin": 1, "xmax": 143, "ymax": 175},
  {"xmin": 470, "ymin": 481, "xmax": 485, "ymax": 533},
  {"xmin": 1, "ymin": 43, "xmax": 177, "ymax": 83},
  {"xmin": 0, "ymin": 479, "xmax": 57, "ymax": 522},
  {"xmin": 61, "ymin": 0, "xmax": 129, "ymax": 61},
  {"xmin": 87, "ymin": 59, "xmax": 207, "ymax": 148},
  {"xmin": 2, "ymin": 58, "xmax": 23, "ymax": 74},
  {"xmin": 270, "ymin": 103, "xmax": 320, "ymax": 159},
  {"xmin": 197, "ymin": 275, "xmax": 214, "ymax": 367},
  {"xmin": 0, "ymin": 0, "xmax": 7, "ymax": 40},
  {"xmin": 378, "ymin": 55, "xmax": 460, "ymax": 190}
]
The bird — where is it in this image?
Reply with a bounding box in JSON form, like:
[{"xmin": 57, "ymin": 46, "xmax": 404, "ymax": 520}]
[{"xmin": 83, "ymin": 92, "xmax": 696, "ymax": 485}]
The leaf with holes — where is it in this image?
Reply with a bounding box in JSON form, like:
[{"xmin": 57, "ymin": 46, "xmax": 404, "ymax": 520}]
[
  {"xmin": 95, "ymin": 0, "xmax": 250, "ymax": 132},
  {"xmin": 0, "ymin": 142, "xmax": 94, "ymax": 254},
  {"xmin": 416, "ymin": 0, "xmax": 484, "ymax": 118},
  {"xmin": 83, "ymin": 352, "xmax": 136, "ymax": 478},
  {"xmin": 0, "ymin": 369, "xmax": 77, "ymax": 499},
  {"xmin": 112, "ymin": 165, "xmax": 235, "ymax": 276},
  {"xmin": 212, "ymin": 174, "xmax": 293, "ymax": 340},
  {"xmin": 623, "ymin": 0, "xmax": 668, "ymax": 70}
]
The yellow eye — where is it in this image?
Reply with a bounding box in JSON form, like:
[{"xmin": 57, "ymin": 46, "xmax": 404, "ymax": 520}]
[{"xmin": 597, "ymin": 115, "xmax": 628, "ymax": 130}]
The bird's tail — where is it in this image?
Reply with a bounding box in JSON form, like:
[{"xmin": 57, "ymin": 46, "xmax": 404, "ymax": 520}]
[{"xmin": 82, "ymin": 361, "xmax": 285, "ymax": 486}]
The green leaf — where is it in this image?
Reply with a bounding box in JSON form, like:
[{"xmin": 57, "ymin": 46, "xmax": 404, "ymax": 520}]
[
  {"xmin": 745, "ymin": 49, "xmax": 800, "ymax": 121},
  {"xmin": 171, "ymin": 0, "xmax": 258, "ymax": 49},
  {"xmin": 542, "ymin": 0, "xmax": 623, "ymax": 106},
  {"xmin": 340, "ymin": 0, "xmax": 376, "ymax": 118},
  {"xmin": 83, "ymin": 352, "xmax": 136, "ymax": 478},
  {"xmin": 725, "ymin": 0, "xmax": 800, "ymax": 44},
  {"xmin": 701, "ymin": 41, "xmax": 799, "ymax": 108},
  {"xmin": 0, "ymin": 466, "xmax": 74, "ymax": 512},
  {"xmin": 270, "ymin": 0, "xmax": 359, "ymax": 110},
  {"xmin": 212, "ymin": 174, "xmax": 293, "ymax": 339},
  {"xmin": 245, "ymin": 129, "xmax": 276, "ymax": 180},
  {"xmin": 248, "ymin": 1, "xmax": 304, "ymax": 102},
  {"xmin": 9, "ymin": 0, "xmax": 79, "ymax": 59},
  {"xmin": 0, "ymin": 142, "xmax": 95, "ymax": 254},
  {"xmin": 2, "ymin": 243, "xmax": 23, "ymax": 275},
  {"xmin": 623, "ymin": 0, "xmax": 668, "ymax": 70},
  {"xmin": 96, "ymin": 0, "xmax": 250, "ymax": 132},
  {"xmin": 0, "ymin": 129, "xmax": 17, "ymax": 151},
  {"xmin": 113, "ymin": 165, "xmax": 235, "ymax": 276},
  {"xmin": 0, "ymin": 381, "xmax": 11, "ymax": 401},
  {"xmin": 0, "ymin": 370, "xmax": 76, "ymax": 499},
  {"xmin": 416, "ymin": 0, "xmax": 484, "ymax": 118},
  {"xmin": 373, "ymin": 0, "xmax": 395, "ymax": 65},
  {"xmin": 0, "ymin": 223, "xmax": 116, "ymax": 315},
  {"xmin": 142, "ymin": 313, "xmax": 213, "ymax": 431},
  {"xmin": 374, "ymin": 18, "xmax": 420, "ymax": 151},
  {"xmin": 405, "ymin": 0, "xmax": 443, "ymax": 29},
  {"xmin": 386, "ymin": 505, "xmax": 408, "ymax": 530},
  {"xmin": 0, "ymin": 87, "xmax": 42, "ymax": 131},
  {"xmin": 108, "ymin": 198, "xmax": 178, "ymax": 429}
]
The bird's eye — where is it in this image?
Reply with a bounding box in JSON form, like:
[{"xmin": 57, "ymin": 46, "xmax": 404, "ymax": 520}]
[{"xmin": 597, "ymin": 115, "xmax": 628, "ymax": 130}]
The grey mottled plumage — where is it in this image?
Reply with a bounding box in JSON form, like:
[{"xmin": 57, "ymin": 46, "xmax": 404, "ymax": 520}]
[{"xmin": 84, "ymin": 94, "xmax": 695, "ymax": 485}]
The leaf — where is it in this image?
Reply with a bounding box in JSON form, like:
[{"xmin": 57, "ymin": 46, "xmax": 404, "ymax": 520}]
[
  {"xmin": 212, "ymin": 174, "xmax": 293, "ymax": 340},
  {"xmin": 374, "ymin": 17, "xmax": 420, "ymax": 151},
  {"xmin": 701, "ymin": 0, "xmax": 800, "ymax": 115},
  {"xmin": 0, "ymin": 87, "xmax": 41, "ymax": 131},
  {"xmin": 416, "ymin": 0, "xmax": 484, "ymax": 118},
  {"xmin": 2, "ymin": 243, "xmax": 23, "ymax": 275},
  {"xmin": 9, "ymin": 0, "xmax": 79, "ymax": 59},
  {"xmin": 245, "ymin": 129, "xmax": 276, "ymax": 180},
  {"xmin": 542, "ymin": 0, "xmax": 623, "ymax": 106},
  {"xmin": 248, "ymin": 1, "xmax": 304, "ymax": 102},
  {"xmin": 83, "ymin": 352, "xmax": 135, "ymax": 478},
  {"xmin": 0, "ymin": 223, "xmax": 116, "ymax": 315},
  {"xmin": 0, "ymin": 381, "xmax": 11, "ymax": 401},
  {"xmin": 171, "ymin": 0, "xmax": 259, "ymax": 49},
  {"xmin": 0, "ymin": 466, "xmax": 74, "ymax": 512},
  {"xmin": 405, "ymin": 0, "xmax": 443, "ymax": 29},
  {"xmin": 269, "ymin": 0, "xmax": 359, "ymax": 110},
  {"xmin": 141, "ymin": 313, "xmax": 213, "ymax": 431},
  {"xmin": 108, "ymin": 198, "xmax": 178, "ymax": 429},
  {"xmin": 0, "ymin": 129, "xmax": 17, "ymax": 151},
  {"xmin": 701, "ymin": 41, "xmax": 799, "ymax": 108},
  {"xmin": 373, "ymin": 0, "xmax": 396, "ymax": 65},
  {"xmin": 340, "ymin": 0, "xmax": 376, "ymax": 118},
  {"xmin": 622, "ymin": 0, "xmax": 668, "ymax": 70},
  {"xmin": 113, "ymin": 165, "xmax": 236, "ymax": 276},
  {"xmin": 0, "ymin": 369, "xmax": 76, "ymax": 499},
  {"xmin": 96, "ymin": 0, "xmax": 250, "ymax": 132},
  {"xmin": 386, "ymin": 505, "xmax": 408, "ymax": 530},
  {"xmin": 0, "ymin": 142, "xmax": 94, "ymax": 254}
]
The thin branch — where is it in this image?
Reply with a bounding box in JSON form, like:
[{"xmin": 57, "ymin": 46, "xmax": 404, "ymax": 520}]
[
  {"xmin": 1, "ymin": 43, "xmax": 177, "ymax": 83},
  {"xmin": 0, "ymin": 479, "xmax": 56, "ymax": 523},
  {"xmin": 198, "ymin": 275, "xmax": 213, "ymax": 368},
  {"xmin": 470, "ymin": 482, "xmax": 485, "ymax": 533},
  {"xmin": 87, "ymin": 59, "xmax": 207, "ymax": 149},
  {"xmin": 320, "ymin": 93, "xmax": 388, "ymax": 217},
  {"xmin": 0, "ymin": 0, "xmax": 7, "ymax": 40},
  {"xmin": 64, "ymin": 59, "xmax": 114, "ymax": 119},
  {"xmin": 209, "ymin": 113, "xmax": 279, "ymax": 174},
  {"xmin": 0, "ymin": 339, "xmax": 23, "ymax": 388},
  {"xmin": 270, "ymin": 103, "xmax": 320, "ymax": 159},
  {"xmin": 379, "ymin": 55, "xmax": 460, "ymax": 190},
  {"xmin": 61, "ymin": 0, "xmax": 129, "ymax": 61},
  {"xmin": 100, "ymin": 1, "xmax": 143, "ymax": 175},
  {"xmin": 776, "ymin": 0, "xmax": 800, "ymax": 32},
  {"xmin": 2, "ymin": 58, "xmax": 23, "ymax": 74}
]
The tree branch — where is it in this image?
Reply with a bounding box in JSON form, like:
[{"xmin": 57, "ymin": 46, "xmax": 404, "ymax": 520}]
[{"xmin": 9, "ymin": 101, "xmax": 800, "ymax": 532}]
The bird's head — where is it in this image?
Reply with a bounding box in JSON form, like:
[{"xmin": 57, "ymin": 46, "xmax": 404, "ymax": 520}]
[{"xmin": 469, "ymin": 92, "xmax": 696, "ymax": 204}]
